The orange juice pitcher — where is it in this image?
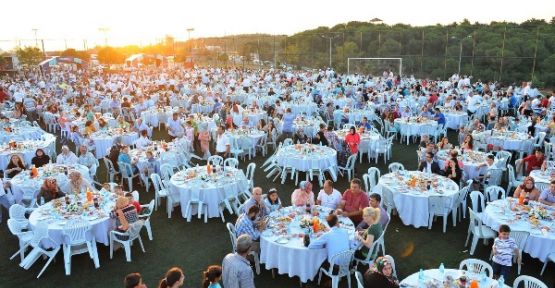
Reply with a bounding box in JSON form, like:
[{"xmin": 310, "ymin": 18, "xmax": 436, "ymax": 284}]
[
  {"xmin": 518, "ymin": 193, "xmax": 524, "ymax": 205},
  {"xmin": 312, "ymin": 217, "xmax": 319, "ymax": 232},
  {"xmin": 469, "ymin": 280, "xmax": 479, "ymax": 288},
  {"xmin": 31, "ymin": 165, "xmax": 38, "ymax": 178},
  {"xmin": 207, "ymin": 163, "xmax": 212, "ymax": 175},
  {"xmin": 86, "ymin": 189, "xmax": 93, "ymax": 202}
]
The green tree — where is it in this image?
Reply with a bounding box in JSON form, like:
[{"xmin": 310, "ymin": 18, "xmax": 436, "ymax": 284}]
[
  {"xmin": 15, "ymin": 46, "xmax": 43, "ymax": 66},
  {"xmin": 60, "ymin": 48, "xmax": 90, "ymax": 61},
  {"xmin": 97, "ymin": 47, "xmax": 125, "ymax": 64}
]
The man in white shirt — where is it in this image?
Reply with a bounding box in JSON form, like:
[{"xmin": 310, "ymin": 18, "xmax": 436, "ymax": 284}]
[
  {"xmin": 133, "ymin": 130, "xmax": 152, "ymax": 149},
  {"xmin": 57, "ymin": 145, "xmax": 79, "ymax": 165},
  {"xmin": 78, "ymin": 145, "xmax": 98, "ymax": 178},
  {"xmin": 215, "ymin": 126, "xmax": 231, "ymax": 158},
  {"xmin": 316, "ymin": 180, "xmax": 343, "ymax": 210},
  {"xmin": 133, "ymin": 118, "xmax": 149, "ymax": 133},
  {"xmin": 167, "ymin": 113, "xmax": 184, "ymax": 138}
]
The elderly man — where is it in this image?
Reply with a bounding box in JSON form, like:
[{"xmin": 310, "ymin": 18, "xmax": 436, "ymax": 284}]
[
  {"xmin": 222, "ymin": 234, "xmax": 256, "ymax": 288},
  {"xmin": 77, "ymin": 145, "xmax": 97, "ymax": 178},
  {"xmin": 57, "ymin": 145, "xmax": 79, "ymax": 165},
  {"xmin": 242, "ymin": 187, "xmax": 269, "ymax": 219},
  {"xmin": 291, "ymin": 181, "xmax": 315, "ymax": 207}
]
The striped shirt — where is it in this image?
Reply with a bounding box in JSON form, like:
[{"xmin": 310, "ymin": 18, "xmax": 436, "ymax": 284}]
[{"xmin": 493, "ymin": 237, "xmax": 517, "ymax": 266}]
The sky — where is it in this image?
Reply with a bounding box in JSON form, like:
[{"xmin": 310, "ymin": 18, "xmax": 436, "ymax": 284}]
[{"xmin": 0, "ymin": 0, "xmax": 553, "ymax": 51}]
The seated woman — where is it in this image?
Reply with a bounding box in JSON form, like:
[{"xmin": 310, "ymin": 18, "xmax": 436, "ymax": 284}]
[
  {"xmin": 263, "ymin": 188, "xmax": 282, "ymax": 213},
  {"xmin": 118, "ymin": 145, "xmax": 140, "ymax": 176},
  {"xmin": 460, "ymin": 134, "xmax": 474, "ymax": 152},
  {"xmin": 110, "ymin": 196, "xmax": 139, "ymax": 240},
  {"xmin": 83, "ymin": 120, "xmax": 97, "ymax": 136},
  {"xmin": 62, "ymin": 171, "xmax": 94, "ymax": 194},
  {"xmin": 444, "ymin": 154, "xmax": 463, "ymax": 185},
  {"xmin": 345, "ymin": 126, "xmax": 361, "ymax": 155},
  {"xmin": 5, "ymin": 154, "xmax": 26, "ymax": 179},
  {"xmin": 31, "ymin": 148, "xmax": 50, "ymax": 168},
  {"xmin": 513, "ymin": 176, "xmax": 541, "ymax": 201},
  {"xmin": 363, "ymin": 256, "xmax": 400, "ymax": 288},
  {"xmin": 293, "ymin": 128, "xmax": 310, "ymax": 144},
  {"xmin": 355, "ymin": 207, "xmax": 383, "ymax": 261},
  {"xmin": 37, "ymin": 178, "xmax": 64, "ymax": 203},
  {"xmin": 437, "ymin": 137, "xmax": 452, "ymax": 151}
]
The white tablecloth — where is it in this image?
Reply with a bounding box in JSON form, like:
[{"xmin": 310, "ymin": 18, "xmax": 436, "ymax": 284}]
[
  {"xmin": 473, "ymin": 130, "xmax": 533, "ymax": 153},
  {"xmin": 334, "ymin": 129, "xmax": 381, "ymax": 154},
  {"xmin": 260, "ymin": 206, "xmax": 356, "ymax": 283},
  {"xmin": 401, "ymin": 269, "xmax": 510, "ymax": 288},
  {"xmin": 233, "ymin": 111, "xmax": 266, "ymax": 127},
  {"xmin": 282, "ymin": 102, "xmax": 319, "ymax": 116},
  {"xmin": 0, "ymin": 126, "xmax": 46, "ymax": 144},
  {"xmin": 275, "ymin": 144, "xmax": 337, "ymax": 173},
  {"xmin": 0, "ymin": 133, "xmax": 57, "ymax": 170},
  {"xmin": 444, "ymin": 111, "xmax": 468, "ymax": 130},
  {"xmin": 378, "ymin": 171, "xmax": 459, "ymax": 228},
  {"xmin": 91, "ymin": 131, "xmax": 138, "ymax": 159},
  {"xmin": 482, "ymin": 199, "xmax": 555, "ymax": 262},
  {"xmin": 140, "ymin": 107, "xmax": 178, "ymax": 127},
  {"xmin": 436, "ymin": 150, "xmax": 487, "ymax": 180},
  {"xmin": 529, "ymin": 169, "xmax": 553, "ymax": 184},
  {"xmin": 225, "ymin": 130, "xmax": 266, "ymax": 152},
  {"xmin": 170, "ymin": 167, "xmax": 248, "ymax": 219},
  {"xmin": 10, "ymin": 164, "xmax": 90, "ymax": 203},
  {"xmin": 28, "ymin": 192, "xmax": 117, "ymax": 247},
  {"xmin": 394, "ymin": 118, "xmax": 438, "ymax": 140}
]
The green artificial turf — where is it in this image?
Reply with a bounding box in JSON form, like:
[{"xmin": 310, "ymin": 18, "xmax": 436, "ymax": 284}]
[{"xmin": 0, "ymin": 124, "xmax": 553, "ymax": 288}]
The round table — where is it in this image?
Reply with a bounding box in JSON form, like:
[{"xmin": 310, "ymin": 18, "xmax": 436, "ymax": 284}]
[
  {"xmin": 233, "ymin": 110, "xmax": 266, "ymax": 127},
  {"xmin": 291, "ymin": 118, "xmax": 323, "ymax": 137},
  {"xmin": 378, "ymin": 171, "xmax": 460, "ymax": 228},
  {"xmin": 401, "ymin": 268, "xmax": 510, "ymax": 288},
  {"xmin": 0, "ymin": 133, "xmax": 56, "ymax": 170},
  {"xmin": 472, "ymin": 130, "xmax": 533, "ymax": 153},
  {"xmin": 140, "ymin": 106, "xmax": 178, "ymax": 127},
  {"xmin": 529, "ymin": 169, "xmax": 554, "ymax": 184},
  {"xmin": 91, "ymin": 130, "xmax": 138, "ymax": 159},
  {"xmin": 170, "ymin": 166, "xmax": 249, "ymax": 219},
  {"xmin": 0, "ymin": 126, "xmax": 47, "ymax": 144},
  {"xmin": 334, "ymin": 129, "xmax": 381, "ymax": 155},
  {"xmin": 28, "ymin": 191, "xmax": 117, "ymax": 247},
  {"xmin": 482, "ymin": 199, "xmax": 555, "ymax": 262},
  {"xmin": 443, "ymin": 110, "xmax": 468, "ymax": 130},
  {"xmin": 394, "ymin": 118, "xmax": 438, "ymax": 144},
  {"xmin": 260, "ymin": 206, "xmax": 356, "ymax": 283},
  {"xmin": 436, "ymin": 149, "xmax": 488, "ymax": 180},
  {"xmin": 282, "ymin": 102, "xmax": 318, "ymax": 116},
  {"xmin": 275, "ymin": 144, "xmax": 337, "ymax": 173},
  {"xmin": 225, "ymin": 129, "xmax": 266, "ymax": 156},
  {"xmin": 10, "ymin": 164, "xmax": 91, "ymax": 203}
]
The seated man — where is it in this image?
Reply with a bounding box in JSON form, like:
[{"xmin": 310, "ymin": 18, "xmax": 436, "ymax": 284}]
[
  {"xmin": 336, "ymin": 178, "xmax": 369, "ymax": 225},
  {"xmin": 235, "ymin": 205, "xmax": 266, "ymax": 254},
  {"xmin": 316, "ymin": 180, "xmax": 342, "ymax": 210},
  {"xmin": 242, "ymin": 187, "xmax": 269, "ymax": 219},
  {"xmin": 167, "ymin": 113, "xmax": 185, "ymax": 138},
  {"xmin": 57, "ymin": 145, "xmax": 79, "ymax": 165},
  {"xmin": 433, "ymin": 108, "xmax": 446, "ymax": 127},
  {"xmin": 357, "ymin": 116, "xmax": 373, "ymax": 132},
  {"xmin": 418, "ymin": 152, "xmax": 442, "ymax": 175},
  {"xmin": 357, "ymin": 193, "xmax": 390, "ymax": 230},
  {"xmin": 308, "ymin": 214, "xmax": 351, "ymax": 273},
  {"xmin": 133, "ymin": 130, "xmax": 152, "ymax": 149},
  {"xmin": 516, "ymin": 148, "xmax": 545, "ymax": 176},
  {"xmin": 77, "ymin": 145, "xmax": 98, "ymax": 177},
  {"xmin": 539, "ymin": 180, "xmax": 555, "ymax": 207}
]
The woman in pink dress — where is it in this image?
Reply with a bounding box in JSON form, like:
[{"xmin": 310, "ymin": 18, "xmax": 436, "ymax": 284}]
[{"xmin": 198, "ymin": 126, "xmax": 212, "ymax": 159}]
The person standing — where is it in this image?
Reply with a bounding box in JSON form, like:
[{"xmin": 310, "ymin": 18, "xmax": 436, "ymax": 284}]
[{"xmin": 222, "ymin": 235, "xmax": 256, "ymax": 288}]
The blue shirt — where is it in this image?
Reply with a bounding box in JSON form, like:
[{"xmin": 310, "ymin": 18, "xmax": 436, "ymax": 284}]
[
  {"xmin": 282, "ymin": 113, "xmax": 295, "ymax": 133},
  {"xmin": 117, "ymin": 153, "xmax": 133, "ymax": 175},
  {"xmin": 539, "ymin": 189, "xmax": 555, "ymax": 203},
  {"xmin": 235, "ymin": 214, "xmax": 260, "ymax": 240},
  {"xmin": 308, "ymin": 226, "xmax": 351, "ymax": 264},
  {"xmin": 435, "ymin": 112, "xmax": 446, "ymax": 125}
]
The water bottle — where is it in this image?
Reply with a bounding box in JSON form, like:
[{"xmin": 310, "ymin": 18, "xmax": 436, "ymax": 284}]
[
  {"xmin": 498, "ymin": 275, "xmax": 504, "ymax": 287},
  {"xmin": 418, "ymin": 269, "xmax": 425, "ymax": 287},
  {"xmin": 40, "ymin": 197, "xmax": 45, "ymax": 206},
  {"xmin": 439, "ymin": 263, "xmax": 445, "ymax": 276},
  {"xmin": 480, "ymin": 270, "xmax": 487, "ymax": 286}
]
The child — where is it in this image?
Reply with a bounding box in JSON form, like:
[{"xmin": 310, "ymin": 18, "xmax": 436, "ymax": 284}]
[
  {"xmin": 203, "ymin": 265, "xmax": 222, "ymax": 288},
  {"xmin": 263, "ymin": 188, "xmax": 282, "ymax": 213},
  {"xmin": 491, "ymin": 224, "xmax": 520, "ymax": 279}
]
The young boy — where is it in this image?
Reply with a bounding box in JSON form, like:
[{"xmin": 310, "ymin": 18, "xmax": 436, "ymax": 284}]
[{"xmin": 491, "ymin": 224, "xmax": 520, "ymax": 279}]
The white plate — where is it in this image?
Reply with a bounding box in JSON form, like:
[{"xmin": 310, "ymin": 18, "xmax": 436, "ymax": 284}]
[{"xmin": 275, "ymin": 237, "xmax": 289, "ymax": 244}]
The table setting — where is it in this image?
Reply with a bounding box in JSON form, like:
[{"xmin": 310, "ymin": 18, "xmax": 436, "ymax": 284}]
[
  {"xmin": 28, "ymin": 190, "xmax": 117, "ymax": 246},
  {"xmin": 0, "ymin": 133, "xmax": 56, "ymax": 170},
  {"xmin": 225, "ymin": 128, "xmax": 266, "ymax": 155},
  {"xmin": 275, "ymin": 143, "xmax": 337, "ymax": 173},
  {"xmin": 472, "ymin": 129, "xmax": 533, "ymax": 153},
  {"xmin": 482, "ymin": 198, "xmax": 555, "ymax": 262},
  {"xmin": 529, "ymin": 169, "xmax": 555, "ymax": 184},
  {"xmin": 378, "ymin": 171, "xmax": 460, "ymax": 228},
  {"xmin": 260, "ymin": 205, "xmax": 356, "ymax": 283},
  {"xmin": 438, "ymin": 107, "xmax": 468, "ymax": 130},
  {"xmin": 140, "ymin": 106, "xmax": 179, "ymax": 127},
  {"xmin": 400, "ymin": 268, "xmax": 510, "ymax": 288},
  {"xmin": 395, "ymin": 117, "xmax": 438, "ymax": 143},
  {"xmin": 91, "ymin": 128, "xmax": 138, "ymax": 159},
  {"xmin": 170, "ymin": 165, "xmax": 248, "ymax": 219},
  {"xmin": 436, "ymin": 149, "xmax": 488, "ymax": 180},
  {"xmin": 290, "ymin": 116, "xmax": 324, "ymax": 137}
]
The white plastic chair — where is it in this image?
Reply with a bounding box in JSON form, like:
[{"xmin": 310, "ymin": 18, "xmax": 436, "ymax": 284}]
[
  {"xmin": 355, "ymin": 271, "xmax": 364, "ymax": 288},
  {"xmin": 318, "ymin": 250, "xmax": 355, "ymax": 288},
  {"xmin": 540, "ymin": 252, "xmax": 555, "ymax": 275},
  {"xmin": 512, "ymin": 275, "xmax": 548, "ymax": 288},
  {"xmin": 19, "ymin": 221, "xmax": 60, "ymax": 278},
  {"xmin": 62, "ymin": 219, "xmax": 100, "ymax": 275},
  {"xmin": 428, "ymin": 194, "xmax": 458, "ymax": 233},
  {"xmin": 308, "ymin": 158, "xmax": 325, "ymax": 187},
  {"xmin": 469, "ymin": 191, "xmax": 486, "ymax": 214},
  {"xmin": 458, "ymin": 258, "xmax": 493, "ymax": 278},
  {"xmin": 466, "ymin": 208, "xmax": 497, "ymax": 255},
  {"xmin": 7, "ymin": 219, "xmax": 33, "ymax": 262},
  {"xmin": 367, "ymin": 167, "xmax": 381, "ymax": 194},
  {"xmin": 485, "ymin": 186, "xmax": 506, "ymax": 202},
  {"xmin": 388, "ymin": 162, "xmax": 405, "ymax": 173},
  {"xmin": 118, "ymin": 162, "xmax": 141, "ymax": 192},
  {"xmin": 245, "ymin": 162, "xmax": 256, "ymax": 192},
  {"xmin": 226, "ymin": 223, "xmax": 260, "ymax": 275},
  {"xmin": 354, "ymin": 231, "xmax": 384, "ymax": 268},
  {"xmin": 139, "ymin": 200, "xmax": 155, "ymax": 241},
  {"xmin": 160, "ymin": 163, "xmax": 175, "ymax": 182},
  {"xmin": 103, "ymin": 157, "xmax": 120, "ymax": 183},
  {"xmin": 507, "ymin": 164, "xmax": 522, "ymax": 194},
  {"xmin": 9, "ymin": 204, "xmax": 29, "ymax": 223},
  {"xmin": 207, "ymin": 155, "xmax": 224, "ymax": 167},
  {"xmin": 338, "ymin": 154, "xmax": 357, "ymax": 181},
  {"xmin": 150, "ymin": 173, "xmax": 168, "ymax": 211},
  {"xmin": 381, "ymin": 188, "xmax": 396, "ymax": 216},
  {"xmin": 223, "ymin": 158, "xmax": 239, "ymax": 169},
  {"xmin": 184, "ymin": 188, "xmax": 208, "ymax": 223},
  {"xmin": 109, "ymin": 220, "xmax": 146, "ymax": 262}
]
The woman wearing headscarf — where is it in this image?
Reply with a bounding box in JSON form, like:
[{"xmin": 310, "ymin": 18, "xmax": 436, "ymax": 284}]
[
  {"xmin": 31, "ymin": 148, "xmax": 50, "ymax": 168},
  {"xmin": 363, "ymin": 256, "xmax": 399, "ymax": 288}
]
